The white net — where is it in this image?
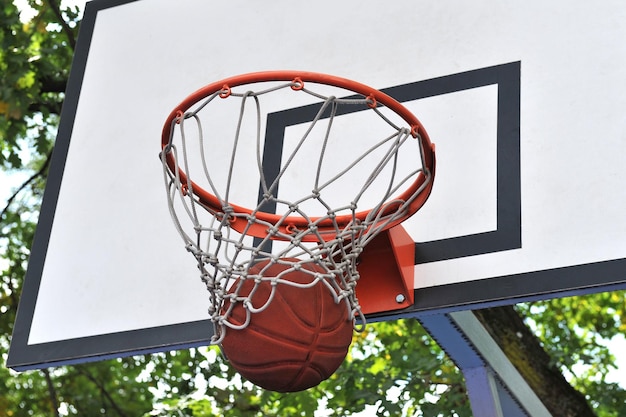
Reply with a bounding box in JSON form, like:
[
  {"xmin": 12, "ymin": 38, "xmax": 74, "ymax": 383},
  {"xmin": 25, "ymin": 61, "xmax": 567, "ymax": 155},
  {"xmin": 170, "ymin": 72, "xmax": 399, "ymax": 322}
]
[{"xmin": 160, "ymin": 75, "xmax": 434, "ymax": 344}]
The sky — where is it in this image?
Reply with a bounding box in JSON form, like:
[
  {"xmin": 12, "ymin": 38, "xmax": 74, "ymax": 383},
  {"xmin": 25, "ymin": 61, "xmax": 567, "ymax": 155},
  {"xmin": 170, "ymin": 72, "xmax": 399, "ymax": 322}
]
[{"xmin": 13, "ymin": 0, "xmax": 88, "ymax": 22}]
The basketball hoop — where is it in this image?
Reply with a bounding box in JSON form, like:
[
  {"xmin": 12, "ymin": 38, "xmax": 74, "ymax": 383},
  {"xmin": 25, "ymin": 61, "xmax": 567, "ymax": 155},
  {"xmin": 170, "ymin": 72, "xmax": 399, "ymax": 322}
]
[
  {"xmin": 162, "ymin": 72, "xmax": 435, "ymax": 241},
  {"xmin": 160, "ymin": 71, "xmax": 435, "ymax": 390}
]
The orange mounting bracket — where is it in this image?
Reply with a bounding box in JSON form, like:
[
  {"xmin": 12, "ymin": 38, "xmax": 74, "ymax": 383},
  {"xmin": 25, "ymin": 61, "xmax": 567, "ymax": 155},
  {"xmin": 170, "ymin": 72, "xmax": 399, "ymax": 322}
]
[{"xmin": 355, "ymin": 224, "xmax": 415, "ymax": 315}]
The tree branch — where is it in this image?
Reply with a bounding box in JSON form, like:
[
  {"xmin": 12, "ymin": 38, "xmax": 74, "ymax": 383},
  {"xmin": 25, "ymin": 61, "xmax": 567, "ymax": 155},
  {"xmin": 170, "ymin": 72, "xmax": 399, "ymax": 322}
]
[
  {"xmin": 475, "ymin": 306, "xmax": 596, "ymax": 417},
  {"xmin": 39, "ymin": 76, "xmax": 67, "ymax": 95},
  {"xmin": 27, "ymin": 99, "xmax": 63, "ymax": 116},
  {"xmin": 75, "ymin": 367, "xmax": 129, "ymax": 417},
  {"xmin": 42, "ymin": 368, "xmax": 61, "ymax": 417},
  {"xmin": 0, "ymin": 150, "xmax": 52, "ymax": 224},
  {"xmin": 45, "ymin": 0, "xmax": 76, "ymax": 50}
]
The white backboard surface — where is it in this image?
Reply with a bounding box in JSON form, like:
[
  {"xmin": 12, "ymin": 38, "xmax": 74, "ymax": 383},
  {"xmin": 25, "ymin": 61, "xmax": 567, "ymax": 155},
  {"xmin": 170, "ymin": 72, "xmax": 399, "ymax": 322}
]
[{"xmin": 8, "ymin": 0, "xmax": 626, "ymax": 369}]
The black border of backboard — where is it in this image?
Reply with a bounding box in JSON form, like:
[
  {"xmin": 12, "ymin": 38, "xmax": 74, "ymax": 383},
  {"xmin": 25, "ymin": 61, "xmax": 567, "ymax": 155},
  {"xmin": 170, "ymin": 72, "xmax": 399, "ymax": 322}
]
[
  {"xmin": 7, "ymin": 0, "xmax": 626, "ymax": 371},
  {"xmin": 411, "ymin": 63, "xmax": 522, "ymax": 263},
  {"xmin": 258, "ymin": 62, "xmax": 522, "ymax": 263}
]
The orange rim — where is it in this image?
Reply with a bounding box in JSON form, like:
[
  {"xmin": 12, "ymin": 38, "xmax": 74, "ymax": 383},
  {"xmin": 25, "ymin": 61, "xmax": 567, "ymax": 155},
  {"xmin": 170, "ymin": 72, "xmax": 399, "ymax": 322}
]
[{"xmin": 162, "ymin": 71, "xmax": 435, "ymax": 240}]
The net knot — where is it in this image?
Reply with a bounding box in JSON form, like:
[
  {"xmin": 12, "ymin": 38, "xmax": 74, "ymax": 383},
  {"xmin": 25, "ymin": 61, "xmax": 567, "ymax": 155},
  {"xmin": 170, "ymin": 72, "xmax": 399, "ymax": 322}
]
[
  {"xmin": 217, "ymin": 207, "xmax": 237, "ymax": 226},
  {"xmin": 203, "ymin": 278, "xmax": 216, "ymax": 291},
  {"xmin": 206, "ymin": 254, "xmax": 219, "ymax": 265},
  {"xmin": 344, "ymin": 246, "xmax": 360, "ymax": 257},
  {"xmin": 185, "ymin": 245, "xmax": 205, "ymax": 261}
]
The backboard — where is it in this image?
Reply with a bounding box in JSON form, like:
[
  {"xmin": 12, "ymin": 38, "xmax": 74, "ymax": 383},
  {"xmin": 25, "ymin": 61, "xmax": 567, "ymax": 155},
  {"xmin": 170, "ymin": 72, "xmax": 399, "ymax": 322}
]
[{"xmin": 8, "ymin": 0, "xmax": 626, "ymax": 370}]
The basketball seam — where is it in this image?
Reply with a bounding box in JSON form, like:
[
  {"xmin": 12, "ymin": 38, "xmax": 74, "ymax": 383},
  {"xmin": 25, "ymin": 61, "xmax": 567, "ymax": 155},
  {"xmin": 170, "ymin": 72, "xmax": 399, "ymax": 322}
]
[
  {"xmin": 287, "ymin": 314, "xmax": 322, "ymax": 390},
  {"xmin": 272, "ymin": 277, "xmax": 350, "ymax": 331},
  {"xmin": 228, "ymin": 279, "xmax": 350, "ymax": 345},
  {"xmin": 222, "ymin": 261, "xmax": 352, "ymax": 391},
  {"xmin": 236, "ymin": 321, "xmax": 351, "ymax": 350}
]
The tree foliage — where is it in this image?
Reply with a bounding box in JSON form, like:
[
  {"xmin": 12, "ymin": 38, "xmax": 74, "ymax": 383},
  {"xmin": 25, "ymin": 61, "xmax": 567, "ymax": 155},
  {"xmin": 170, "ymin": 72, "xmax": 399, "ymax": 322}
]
[
  {"xmin": 1, "ymin": 2, "xmax": 625, "ymax": 416},
  {"xmin": 517, "ymin": 294, "xmax": 626, "ymax": 417}
]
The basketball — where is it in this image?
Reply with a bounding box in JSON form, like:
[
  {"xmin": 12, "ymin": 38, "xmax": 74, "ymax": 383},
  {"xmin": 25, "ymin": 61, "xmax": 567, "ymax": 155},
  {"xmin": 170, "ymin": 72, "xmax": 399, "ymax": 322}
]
[{"xmin": 220, "ymin": 258, "xmax": 354, "ymax": 392}]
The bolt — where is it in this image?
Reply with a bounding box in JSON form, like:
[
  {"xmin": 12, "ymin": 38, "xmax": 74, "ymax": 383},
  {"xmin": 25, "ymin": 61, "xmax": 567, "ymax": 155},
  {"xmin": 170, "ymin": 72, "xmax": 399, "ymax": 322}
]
[{"xmin": 395, "ymin": 293, "xmax": 406, "ymax": 303}]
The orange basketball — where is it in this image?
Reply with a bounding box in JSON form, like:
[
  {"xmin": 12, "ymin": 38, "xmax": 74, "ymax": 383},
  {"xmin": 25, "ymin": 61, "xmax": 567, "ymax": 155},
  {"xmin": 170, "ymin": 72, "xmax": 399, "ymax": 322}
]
[{"xmin": 220, "ymin": 258, "xmax": 354, "ymax": 392}]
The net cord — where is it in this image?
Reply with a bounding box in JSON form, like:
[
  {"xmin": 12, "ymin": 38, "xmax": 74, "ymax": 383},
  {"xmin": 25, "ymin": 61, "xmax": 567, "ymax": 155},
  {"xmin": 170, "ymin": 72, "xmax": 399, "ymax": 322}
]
[{"xmin": 161, "ymin": 80, "xmax": 432, "ymax": 344}]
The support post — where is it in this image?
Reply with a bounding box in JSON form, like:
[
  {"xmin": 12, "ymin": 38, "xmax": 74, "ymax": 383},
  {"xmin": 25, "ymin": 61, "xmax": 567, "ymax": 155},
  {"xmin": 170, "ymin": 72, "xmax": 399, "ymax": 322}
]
[{"xmin": 418, "ymin": 311, "xmax": 552, "ymax": 417}]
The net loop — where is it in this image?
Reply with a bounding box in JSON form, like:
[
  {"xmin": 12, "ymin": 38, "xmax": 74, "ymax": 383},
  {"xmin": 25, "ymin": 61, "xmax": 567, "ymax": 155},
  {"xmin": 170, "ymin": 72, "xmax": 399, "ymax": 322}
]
[
  {"xmin": 366, "ymin": 94, "xmax": 377, "ymax": 109},
  {"xmin": 291, "ymin": 77, "xmax": 304, "ymax": 90},
  {"xmin": 161, "ymin": 71, "xmax": 435, "ymax": 344},
  {"xmin": 174, "ymin": 110, "xmax": 184, "ymax": 125},
  {"xmin": 219, "ymin": 85, "xmax": 231, "ymax": 98},
  {"xmin": 285, "ymin": 223, "xmax": 298, "ymax": 235}
]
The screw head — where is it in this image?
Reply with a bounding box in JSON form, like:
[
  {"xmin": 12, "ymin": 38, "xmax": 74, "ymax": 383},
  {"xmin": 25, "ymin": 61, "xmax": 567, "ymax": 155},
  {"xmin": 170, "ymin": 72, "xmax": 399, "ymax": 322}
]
[{"xmin": 395, "ymin": 293, "xmax": 406, "ymax": 303}]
